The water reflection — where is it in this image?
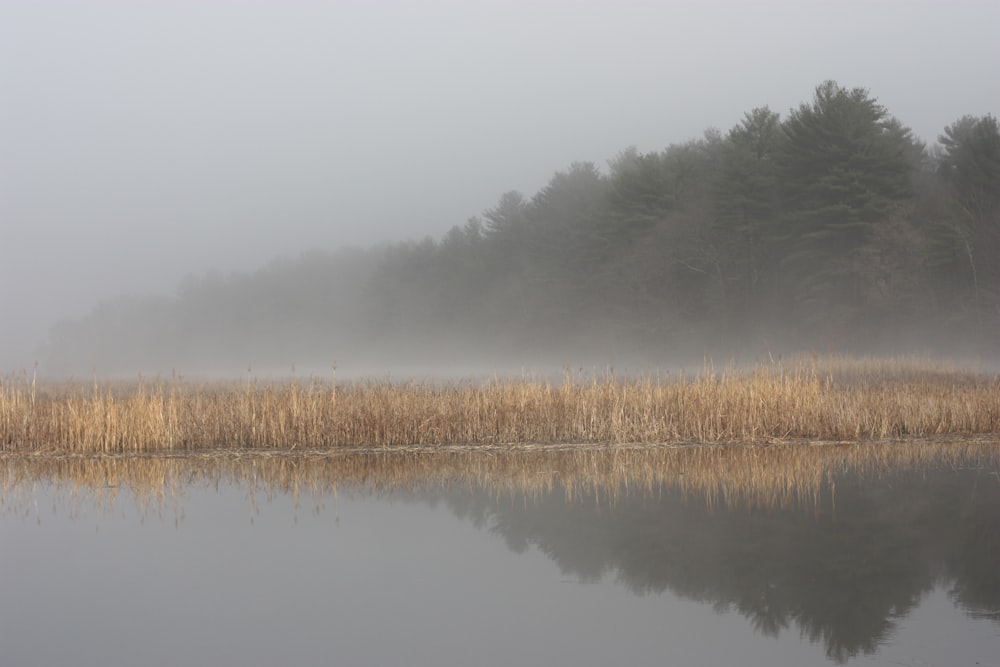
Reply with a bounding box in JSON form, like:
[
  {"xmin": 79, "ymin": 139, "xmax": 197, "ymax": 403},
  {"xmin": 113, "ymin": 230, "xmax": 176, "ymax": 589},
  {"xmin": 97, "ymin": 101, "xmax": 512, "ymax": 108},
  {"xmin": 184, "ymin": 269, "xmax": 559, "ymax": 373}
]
[
  {"xmin": 2, "ymin": 440, "xmax": 999, "ymax": 665},
  {"xmin": 431, "ymin": 461, "xmax": 1000, "ymax": 662}
]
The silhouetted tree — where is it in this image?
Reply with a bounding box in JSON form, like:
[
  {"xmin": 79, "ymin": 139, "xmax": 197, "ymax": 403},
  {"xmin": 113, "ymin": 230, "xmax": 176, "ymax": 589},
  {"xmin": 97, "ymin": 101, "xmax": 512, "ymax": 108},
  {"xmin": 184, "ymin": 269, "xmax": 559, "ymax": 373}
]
[
  {"xmin": 776, "ymin": 81, "xmax": 916, "ymax": 337},
  {"xmin": 712, "ymin": 107, "xmax": 782, "ymax": 330},
  {"xmin": 937, "ymin": 114, "xmax": 1000, "ymax": 312}
]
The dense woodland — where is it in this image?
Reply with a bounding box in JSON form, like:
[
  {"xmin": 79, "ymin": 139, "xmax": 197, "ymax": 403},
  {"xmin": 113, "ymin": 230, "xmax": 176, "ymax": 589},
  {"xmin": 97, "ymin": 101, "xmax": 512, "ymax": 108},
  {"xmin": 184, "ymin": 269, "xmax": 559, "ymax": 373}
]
[{"xmin": 44, "ymin": 82, "xmax": 1000, "ymax": 375}]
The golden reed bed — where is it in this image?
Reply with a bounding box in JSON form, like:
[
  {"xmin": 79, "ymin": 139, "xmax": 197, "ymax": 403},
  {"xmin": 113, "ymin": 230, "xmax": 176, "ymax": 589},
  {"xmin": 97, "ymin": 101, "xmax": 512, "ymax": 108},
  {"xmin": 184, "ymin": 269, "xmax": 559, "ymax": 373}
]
[
  {"xmin": 3, "ymin": 440, "xmax": 998, "ymax": 516},
  {"xmin": 2, "ymin": 356, "xmax": 999, "ymax": 454}
]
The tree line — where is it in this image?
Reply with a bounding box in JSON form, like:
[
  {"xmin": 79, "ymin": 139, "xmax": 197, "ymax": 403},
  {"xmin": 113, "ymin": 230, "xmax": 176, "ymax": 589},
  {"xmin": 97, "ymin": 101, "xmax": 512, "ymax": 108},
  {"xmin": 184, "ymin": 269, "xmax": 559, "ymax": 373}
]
[{"xmin": 44, "ymin": 82, "xmax": 1000, "ymax": 375}]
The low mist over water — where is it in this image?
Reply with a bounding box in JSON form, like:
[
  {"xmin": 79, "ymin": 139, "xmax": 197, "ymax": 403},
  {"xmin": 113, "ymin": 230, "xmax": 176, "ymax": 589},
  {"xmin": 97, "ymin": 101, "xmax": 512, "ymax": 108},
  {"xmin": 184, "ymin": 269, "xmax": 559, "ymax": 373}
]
[{"xmin": 3, "ymin": 3, "xmax": 999, "ymax": 377}]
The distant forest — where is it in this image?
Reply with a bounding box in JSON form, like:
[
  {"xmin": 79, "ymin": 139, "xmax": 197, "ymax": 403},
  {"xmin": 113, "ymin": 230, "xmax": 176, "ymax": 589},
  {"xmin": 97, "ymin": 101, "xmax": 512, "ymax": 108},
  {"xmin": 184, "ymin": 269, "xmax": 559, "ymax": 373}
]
[{"xmin": 45, "ymin": 81, "xmax": 1000, "ymax": 376}]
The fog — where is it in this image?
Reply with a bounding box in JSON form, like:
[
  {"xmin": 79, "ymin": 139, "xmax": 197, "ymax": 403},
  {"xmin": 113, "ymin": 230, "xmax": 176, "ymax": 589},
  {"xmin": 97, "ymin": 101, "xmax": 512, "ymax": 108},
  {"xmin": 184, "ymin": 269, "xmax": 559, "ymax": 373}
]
[{"xmin": 3, "ymin": 1, "xmax": 999, "ymax": 376}]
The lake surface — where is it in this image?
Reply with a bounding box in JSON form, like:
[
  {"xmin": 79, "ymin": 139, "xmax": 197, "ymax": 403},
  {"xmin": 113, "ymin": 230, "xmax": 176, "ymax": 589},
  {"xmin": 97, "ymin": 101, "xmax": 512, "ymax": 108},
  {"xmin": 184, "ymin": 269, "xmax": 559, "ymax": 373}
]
[{"xmin": 2, "ymin": 443, "xmax": 998, "ymax": 666}]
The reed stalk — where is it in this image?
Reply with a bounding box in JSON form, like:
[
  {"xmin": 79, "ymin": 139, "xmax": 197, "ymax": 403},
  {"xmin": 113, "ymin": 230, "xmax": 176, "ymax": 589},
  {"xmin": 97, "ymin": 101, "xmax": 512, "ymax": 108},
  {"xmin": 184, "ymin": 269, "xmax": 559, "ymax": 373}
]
[{"xmin": 2, "ymin": 356, "xmax": 998, "ymax": 454}]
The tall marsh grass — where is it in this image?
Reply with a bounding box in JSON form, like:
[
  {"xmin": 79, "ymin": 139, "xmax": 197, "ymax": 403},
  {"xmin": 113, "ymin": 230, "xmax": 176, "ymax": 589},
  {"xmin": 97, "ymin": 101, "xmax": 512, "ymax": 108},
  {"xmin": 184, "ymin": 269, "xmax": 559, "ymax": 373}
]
[{"xmin": 2, "ymin": 356, "xmax": 999, "ymax": 454}]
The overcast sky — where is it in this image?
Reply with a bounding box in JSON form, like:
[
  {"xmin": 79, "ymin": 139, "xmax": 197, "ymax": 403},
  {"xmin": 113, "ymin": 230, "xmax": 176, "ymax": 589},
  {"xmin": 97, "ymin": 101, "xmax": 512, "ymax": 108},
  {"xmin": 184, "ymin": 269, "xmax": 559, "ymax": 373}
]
[{"xmin": 2, "ymin": 0, "xmax": 998, "ymax": 371}]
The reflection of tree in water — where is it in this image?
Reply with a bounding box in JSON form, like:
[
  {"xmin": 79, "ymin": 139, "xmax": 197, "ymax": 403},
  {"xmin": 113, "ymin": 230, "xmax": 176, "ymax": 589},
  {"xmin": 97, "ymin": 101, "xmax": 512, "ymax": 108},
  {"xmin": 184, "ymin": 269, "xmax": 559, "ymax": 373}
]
[
  {"xmin": 435, "ymin": 466, "xmax": 1000, "ymax": 663},
  {"xmin": 945, "ymin": 470, "xmax": 1000, "ymax": 622},
  {"xmin": 6, "ymin": 442, "xmax": 996, "ymax": 660}
]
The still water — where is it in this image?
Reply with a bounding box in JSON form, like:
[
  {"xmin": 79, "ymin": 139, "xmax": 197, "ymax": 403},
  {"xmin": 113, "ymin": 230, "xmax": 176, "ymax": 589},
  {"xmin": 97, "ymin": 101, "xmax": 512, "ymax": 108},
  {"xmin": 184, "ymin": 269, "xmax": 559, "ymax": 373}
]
[{"xmin": 2, "ymin": 443, "xmax": 998, "ymax": 666}]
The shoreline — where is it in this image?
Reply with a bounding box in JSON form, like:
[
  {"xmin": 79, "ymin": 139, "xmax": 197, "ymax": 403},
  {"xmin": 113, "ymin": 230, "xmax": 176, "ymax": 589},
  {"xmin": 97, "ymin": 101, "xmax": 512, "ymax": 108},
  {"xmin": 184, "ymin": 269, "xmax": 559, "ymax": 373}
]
[{"xmin": 4, "ymin": 431, "xmax": 1000, "ymax": 461}]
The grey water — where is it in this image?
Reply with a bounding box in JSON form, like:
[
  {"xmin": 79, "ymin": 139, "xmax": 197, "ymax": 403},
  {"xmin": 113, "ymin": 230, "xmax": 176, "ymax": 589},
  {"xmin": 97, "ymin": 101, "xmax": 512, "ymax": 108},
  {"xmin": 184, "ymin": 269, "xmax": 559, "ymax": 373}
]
[{"xmin": 2, "ymin": 461, "xmax": 998, "ymax": 666}]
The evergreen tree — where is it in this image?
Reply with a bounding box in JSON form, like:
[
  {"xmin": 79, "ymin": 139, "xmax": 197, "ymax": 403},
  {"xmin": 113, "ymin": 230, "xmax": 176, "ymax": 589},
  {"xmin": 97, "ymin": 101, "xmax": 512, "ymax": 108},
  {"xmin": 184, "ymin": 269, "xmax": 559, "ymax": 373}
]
[
  {"xmin": 523, "ymin": 162, "xmax": 609, "ymax": 325},
  {"xmin": 776, "ymin": 81, "xmax": 916, "ymax": 335},
  {"xmin": 713, "ymin": 107, "xmax": 782, "ymax": 328},
  {"xmin": 936, "ymin": 114, "xmax": 1000, "ymax": 309}
]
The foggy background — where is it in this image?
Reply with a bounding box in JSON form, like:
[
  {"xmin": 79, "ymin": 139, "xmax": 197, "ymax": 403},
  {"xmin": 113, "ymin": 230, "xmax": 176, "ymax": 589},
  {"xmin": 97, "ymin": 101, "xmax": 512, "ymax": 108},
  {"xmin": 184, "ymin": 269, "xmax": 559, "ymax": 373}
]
[{"xmin": 3, "ymin": 1, "xmax": 999, "ymax": 377}]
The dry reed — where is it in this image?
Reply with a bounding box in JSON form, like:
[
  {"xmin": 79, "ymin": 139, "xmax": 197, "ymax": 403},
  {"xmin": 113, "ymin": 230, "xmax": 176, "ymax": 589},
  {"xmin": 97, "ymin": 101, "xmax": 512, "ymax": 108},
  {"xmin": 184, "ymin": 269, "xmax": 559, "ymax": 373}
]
[{"xmin": 2, "ymin": 356, "xmax": 999, "ymax": 454}]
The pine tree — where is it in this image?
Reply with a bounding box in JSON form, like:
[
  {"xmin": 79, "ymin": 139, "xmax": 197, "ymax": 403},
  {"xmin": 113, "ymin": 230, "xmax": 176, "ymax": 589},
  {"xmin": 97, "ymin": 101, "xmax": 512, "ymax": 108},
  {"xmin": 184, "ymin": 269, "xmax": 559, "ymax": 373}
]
[
  {"xmin": 713, "ymin": 107, "xmax": 782, "ymax": 327},
  {"xmin": 936, "ymin": 114, "xmax": 1000, "ymax": 308},
  {"xmin": 776, "ymin": 81, "xmax": 916, "ymax": 335}
]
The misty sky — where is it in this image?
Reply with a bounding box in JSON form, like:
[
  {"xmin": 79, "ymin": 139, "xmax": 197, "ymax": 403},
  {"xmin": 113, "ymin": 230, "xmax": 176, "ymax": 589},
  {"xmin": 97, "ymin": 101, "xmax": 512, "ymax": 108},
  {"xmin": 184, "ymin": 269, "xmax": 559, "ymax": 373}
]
[{"xmin": 2, "ymin": 0, "xmax": 998, "ymax": 371}]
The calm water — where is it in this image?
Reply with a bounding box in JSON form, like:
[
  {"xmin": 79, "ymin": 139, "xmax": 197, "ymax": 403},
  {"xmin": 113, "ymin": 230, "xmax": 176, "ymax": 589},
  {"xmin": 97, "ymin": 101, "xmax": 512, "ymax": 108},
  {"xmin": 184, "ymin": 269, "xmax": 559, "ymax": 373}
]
[{"xmin": 2, "ymin": 445, "xmax": 998, "ymax": 666}]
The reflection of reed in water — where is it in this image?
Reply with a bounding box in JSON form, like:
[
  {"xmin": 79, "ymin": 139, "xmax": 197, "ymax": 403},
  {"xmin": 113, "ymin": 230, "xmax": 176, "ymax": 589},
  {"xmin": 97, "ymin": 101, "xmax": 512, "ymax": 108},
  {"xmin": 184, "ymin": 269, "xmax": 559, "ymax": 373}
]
[
  {"xmin": 3, "ymin": 439, "xmax": 998, "ymax": 518},
  {"xmin": 5, "ymin": 441, "xmax": 996, "ymax": 666},
  {"xmin": 2, "ymin": 357, "xmax": 999, "ymax": 454}
]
